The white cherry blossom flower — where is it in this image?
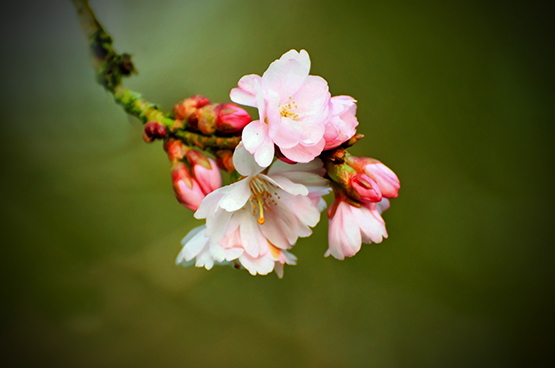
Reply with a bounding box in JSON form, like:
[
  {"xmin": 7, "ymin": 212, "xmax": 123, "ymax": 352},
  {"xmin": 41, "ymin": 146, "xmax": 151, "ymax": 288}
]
[{"xmin": 176, "ymin": 143, "xmax": 330, "ymax": 277}]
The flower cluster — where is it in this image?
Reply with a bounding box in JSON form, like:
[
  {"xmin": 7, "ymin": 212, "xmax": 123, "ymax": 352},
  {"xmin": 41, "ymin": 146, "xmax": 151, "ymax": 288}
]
[{"xmin": 172, "ymin": 50, "xmax": 400, "ymax": 277}]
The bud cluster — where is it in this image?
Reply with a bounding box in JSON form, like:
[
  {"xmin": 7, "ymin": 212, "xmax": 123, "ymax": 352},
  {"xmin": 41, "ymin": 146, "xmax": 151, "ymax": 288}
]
[
  {"xmin": 173, "ymin": 95, "xmax": 252, "ymax": 135},
  {"xmin": 164, "ymin": 139, "xmax": 222, "ymax": 211},
  {"xmin": 326, "ymin": 151, "xmax": 400, "ymax": 209}
]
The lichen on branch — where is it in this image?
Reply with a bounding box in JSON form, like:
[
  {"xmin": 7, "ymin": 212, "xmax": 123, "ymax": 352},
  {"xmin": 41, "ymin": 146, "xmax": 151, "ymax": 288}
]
[{"xmin": 71, "ymin": 0, "xmax": 241, "ymax": 154}]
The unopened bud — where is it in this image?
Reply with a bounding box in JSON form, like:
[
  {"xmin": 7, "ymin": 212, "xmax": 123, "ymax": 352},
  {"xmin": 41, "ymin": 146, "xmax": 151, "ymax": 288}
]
[
  {"xmin": 215, "ymin": 150, "xmax": 235, "ymax": 173},
  {"xmin": 171, "ymin": 163, "xmax": 206, "ymax": 211},
  {"xmin": 142, "ymin": 121, "xmax": 167, "ymax": 143},
  {"xmin": 164, "ymin": 139, "xmax": 188, "ymax": 163},
  {"xmin": 364, "ymin": 161, "xmax": 400, "ymax": 199},
  {"xmin": 184, "ymin": 149, "xmax": 222, "ymax": 196},
  {"xmin": 214, "ymin": 103, "xmax": 251, "ymax": 133},
  {"xmin": 345, "ymin": 155, "xmax": 400, "ymax": 199},
  {"xmin": 192, "ymin": 103, "xmax": 218, "ymax": 134},
  {"xmin": 192, "ymin": 157, "xmax": 222, "ymax": 195},
  {"xmin": 347, "ymin": 173, "xmax": 382, "ymax": 202},
  {"xmin": 173, "ymin": 95, "xmax": 210, "ymax": 121}
]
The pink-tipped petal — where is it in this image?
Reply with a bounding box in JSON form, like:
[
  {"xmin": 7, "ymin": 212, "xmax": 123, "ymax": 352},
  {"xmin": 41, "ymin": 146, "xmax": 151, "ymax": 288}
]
[
  {"xmin": 365, "ymin": 163, "xmax": 400, "ymax": 198},
  {"xmin": 230, "ymin": 74, "xmax": 262, "ymax": 107},
  {"xmin": 280, "ymin": 138, "xmax": 325, "ymax": 163}
]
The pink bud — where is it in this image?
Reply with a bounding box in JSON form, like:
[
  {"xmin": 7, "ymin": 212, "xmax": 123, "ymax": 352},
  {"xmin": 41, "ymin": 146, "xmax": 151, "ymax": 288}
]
[
  {"xmin": 214, "ymin": 103, "xmax": 252, "ymax": 133},
  {"xmin": 184, "ymin": 149, "xmax": 223, "ymax": 195},
  {"xmin": 171, "ymin": 163, "xmax": 206, "ymax": 211},
  {"xmin": 142, "ymin": 121, "xmax": 167, "ymax": 143},
  {"xmin": 365, "ymin": 162, "xmax": 400, "ymax": 199},
  {"xmin": 350, "ymin": 173, "xmax": 382, "ymax": 202},
  {"xmin": 193, "ymin": 158, "xmax": 222, "ymax": 195}
]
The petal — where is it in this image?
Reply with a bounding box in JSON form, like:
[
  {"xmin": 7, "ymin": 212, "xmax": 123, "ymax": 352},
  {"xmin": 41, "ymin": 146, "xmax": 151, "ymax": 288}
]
[
  {"xmin": 279, "ymin": 138, "xmax": 325, "ymax": 163},
  {"xmin": 234, "ymin": 140, "xmax": 265, "ymax": 176},
  {"xmin": 218, "ymin": 179, "xmax": 251, "ymax": 212},
  {"xmin": 268, "ymin": 157, "xmax": 325, "ymax": 176},
  {"xmin": 279, "ymin": 49, "xmax": 310, "ymax": 72},
  {"xmin": 269, "ymin": 117, "xmax": 302, "ymax": 149},
  {"xmin": 238, "ymin": 211, "xmax": 266, "ymax": 258},
  {"xmin": 254, "ymin": 136, "xmax": 275, "ymax": 168},
  {"xmin": 329, "ymin": 95, "xmax": 356, "ymax": 115},
  {"xmin": 353, "ymin": 205, "xmax": 387, "ymax": 244},
  {"xmin": 179, "ymin": 227, "xmax": 210, "ymax": 262},
  {"xmin": 180, "ymin": 225, "xmax": 206, "ymax": 247},
  {"xmin": 262, "ymin": 52, "xmax": 309, "ymax": 99},
  {"xmin": 326, "ymin": 202, "xmax": 362, "ymax": 259},
  {"xmin": 377, "ymin": 198, "xmax": 390, "ymax": 214},
  {"xmin": 260, "ymin": 174, "xmax": 308, "ymax": 196},
  {"xmin": 274, "ymin": 262, "xmax": 284, "ymax": 278},
  {"xmin": 194, "ymin": 190, "xmax": 224, "ymax": 219},
  {"xmin": 230, "ymin": 74, "xmax": 262, "ymax": 107},
  {"xmin": 292, "ymin": 76, "xmax": 330, "ymax": 124},
  {"xmin": 365, "ymin": 163, "xmax": 400, "ymax": 199}
]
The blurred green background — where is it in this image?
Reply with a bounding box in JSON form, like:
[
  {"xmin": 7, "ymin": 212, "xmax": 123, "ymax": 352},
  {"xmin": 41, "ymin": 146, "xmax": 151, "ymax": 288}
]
[{"xmin": 1, "ymin": 0, "xmax": 553, "ymax": 367}]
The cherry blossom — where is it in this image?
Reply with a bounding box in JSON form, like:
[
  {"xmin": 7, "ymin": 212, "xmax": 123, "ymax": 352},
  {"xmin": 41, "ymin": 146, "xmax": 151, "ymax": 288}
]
[
  {"xmin": 230, "ymin": 49, "xmax": 331, "ymax": 167},
  {"xmin": 323, "ymin": 96, "xmax": 359, "ymax": 150},
  {"xmin": 176, "ymin": 143, "xmax": 330, "ymax": 277},
  {"xmin": 326, "ymin": 198, "xmax": 390, "ymax": 260}
]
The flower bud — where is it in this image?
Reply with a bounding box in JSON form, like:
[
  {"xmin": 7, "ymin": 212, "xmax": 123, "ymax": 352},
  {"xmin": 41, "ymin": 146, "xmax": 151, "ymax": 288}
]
[
  {"xmin": 164, "ymin": 139, "xmax": 188, "ymax": 163},
  {"xmin": 185, "ymin": 150, "xmax": 222, "ymax": 195},
  {"xmin": 142, "ymin": 121, "xmax": 167, "ymax": 143},
  {"xmin": 171, "ymin": 163, "xmax": 206, "ymax": 211},
  {"xmin": 214, "ymin": 103, "xmax": 251, "ymax": 133},
  {"xmin": 173, "ymin": 95, "xmax": 210, "ymax": 121},
  {"xmin": 193, "ymin": 104, "xmax": 218, "ymax": 134},
  {"xmin": 346, "ymin": 156, "xmax": 400, "ymax": 199},
  {"xmin": 215, "ymin": 150, "xmax": 235, "ymax": 173},
  {"xmin": 364, "ymin": 161, "xmax": 400, "ymax": 199},
  {"xmin": 347, "ymin": 173, "xmax": 382, "ymax": 202}
]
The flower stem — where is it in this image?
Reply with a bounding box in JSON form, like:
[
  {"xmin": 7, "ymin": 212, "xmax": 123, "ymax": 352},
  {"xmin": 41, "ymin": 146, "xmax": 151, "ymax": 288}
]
[{"xmin": 71, "ymin": 0, "xmax": 241, "ymax": 153}]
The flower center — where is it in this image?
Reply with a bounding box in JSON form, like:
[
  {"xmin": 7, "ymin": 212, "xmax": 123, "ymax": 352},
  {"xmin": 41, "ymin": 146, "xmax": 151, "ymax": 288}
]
[
  {"xmin": 248, "ymin": 176, "xmax": 279, "ymax": 225},
  {"xmin": 280, "ymin": 97, "xmax": 299, "ymax": 120}
]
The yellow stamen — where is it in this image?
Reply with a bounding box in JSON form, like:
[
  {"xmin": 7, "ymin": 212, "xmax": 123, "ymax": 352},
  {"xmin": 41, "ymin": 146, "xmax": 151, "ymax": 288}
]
[{"xmin": 257, "ymin": 197, "xmax": 265, "ymax": 224}]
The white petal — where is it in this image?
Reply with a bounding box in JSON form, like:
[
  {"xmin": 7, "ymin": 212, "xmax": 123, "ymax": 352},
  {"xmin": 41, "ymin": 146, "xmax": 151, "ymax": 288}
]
[
  {"xmin": 180, "ymin": 225, "xmax": 206, "ymax": 246},
  {"xmin": 194, "ymin": 190, "xmax": 224, "ymax": 220},
  {"xmin": 254, "ymin": 137, "xmax": 275, "ymax": 168},
  {"xmin": 178, "ymin": 228, "xmax": 210, "ymax": 262},
  {"xmin": 260, "ymin": 174, "xmax": 308, "ymax": 196},
  {"xmin": 241, "ymin": 120, "xmax": 273, "ymax": 171},
  {"xmin": 218, "ymin": 180, "xmax": 251, "ymax": 212},
  {"xmin": 274, "ymin": 262, "xmax": 284, "ymax": 278},
  {"xmin": 239, "ymin": 211, "xmax": 265, "ymax": 258}
]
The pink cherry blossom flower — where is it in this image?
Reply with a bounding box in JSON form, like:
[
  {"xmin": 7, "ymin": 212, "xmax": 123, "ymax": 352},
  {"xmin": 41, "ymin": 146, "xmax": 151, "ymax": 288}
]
[
  {"xmin": 176, "ymin": 143, "xmax": 330, "ymax": 277},
  {"xmin": 326, "ymin": 197, "xmax": 390, "ymax": 260},
  {"xmin": 230, "ymin": 49, "xmax": 331, "ymax": 167},
  {"xmin": 323, "ymin": 96, "xmax": 359, "ymax": 150}
]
